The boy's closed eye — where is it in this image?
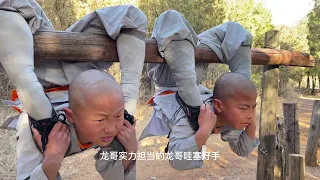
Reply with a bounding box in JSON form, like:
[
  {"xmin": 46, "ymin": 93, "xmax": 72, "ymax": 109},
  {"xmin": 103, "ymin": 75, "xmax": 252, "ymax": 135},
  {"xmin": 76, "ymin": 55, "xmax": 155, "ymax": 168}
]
[
  {"xmin": 96, "ymin": 116, "xmax": 122, "ymax": 122},
  {"xmin": 239, "ymin": 103, "xmax": 257, "ymax": 111},
  {"xmin": 115, "ymin": 114, "xmax": 123, "ymax": 118},
  {"xmin": 239, "ymin": 107, "xmax": 248, "ymax": 110},
  {"xmin": 239, "ymin": 105, "xmax": 249, "ymax": 110}
]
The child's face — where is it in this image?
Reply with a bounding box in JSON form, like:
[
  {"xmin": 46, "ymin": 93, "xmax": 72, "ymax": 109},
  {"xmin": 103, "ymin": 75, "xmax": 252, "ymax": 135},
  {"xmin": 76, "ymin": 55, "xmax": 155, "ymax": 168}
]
[
  {"xmin": 218, "ymin": 90, "xmax": 257, "ymax": 130},
  {"xmin": 67, "ymin": 92, "xmax": 124, "ymax": 147}
]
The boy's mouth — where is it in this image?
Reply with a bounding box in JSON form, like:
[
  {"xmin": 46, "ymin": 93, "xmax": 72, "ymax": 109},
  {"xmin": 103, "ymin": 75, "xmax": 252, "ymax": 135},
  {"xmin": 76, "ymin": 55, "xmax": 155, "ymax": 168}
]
[
  {"xmin": 242, "ymin": 122, "xmax": 250, "ymax": 127},
  {"xmin": 101, "ymin": 136, "xmax": 114, "ymax": 142}
]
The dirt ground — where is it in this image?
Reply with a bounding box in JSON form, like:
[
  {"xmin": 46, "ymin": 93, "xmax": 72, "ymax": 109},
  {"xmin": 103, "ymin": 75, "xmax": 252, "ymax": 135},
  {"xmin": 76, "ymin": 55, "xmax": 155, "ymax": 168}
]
[{"xmin": 0, "ymin": 95, "xmax": 319, "ymax": 180}]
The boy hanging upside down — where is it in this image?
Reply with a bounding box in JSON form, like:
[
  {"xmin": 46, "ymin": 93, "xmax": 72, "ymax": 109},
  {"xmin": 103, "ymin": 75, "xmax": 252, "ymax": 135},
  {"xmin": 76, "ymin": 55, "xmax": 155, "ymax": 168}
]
[
  {"xmin": 139, "ymin": 10, "xmax": 260, "ymax": 170},
  {"xmin": 0, "ymin": 2, "xmax": 146, "ymax": 179},
  {"xmin": 28, "ymin": 70, "xmax": 137, "ymax": 179}
]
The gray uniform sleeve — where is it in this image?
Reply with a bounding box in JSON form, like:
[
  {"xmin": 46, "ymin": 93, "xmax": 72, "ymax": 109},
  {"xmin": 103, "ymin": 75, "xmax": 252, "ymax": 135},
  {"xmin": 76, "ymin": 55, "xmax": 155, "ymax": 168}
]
[
  {"xmin": 168, "ymin": 116, "xmax": 203, "ymax": 170},
  {"xmin": 16, "ymin": 137, "xmax": 48, "ymax": 180},
  {"xmin": 26, "ymin": 164, "xmax": 47, "ymax": 180},
  {"xmin": 17, "ymin": 146, "xmax": 63, "ymax": 180},
  {"xmin": 16, "ymin": 113, "xmax": 62, "ymax": 180},
  {"xmin": 95, "ymin": 140, "xmax": 136, "ymax": 180},
  {"xmin": 221, "ymin": 128, "xmax": 259, "ymax": 157},
  {"xmin": 27, "ymin": 164, "xmax": 62, "ymax": 180}
]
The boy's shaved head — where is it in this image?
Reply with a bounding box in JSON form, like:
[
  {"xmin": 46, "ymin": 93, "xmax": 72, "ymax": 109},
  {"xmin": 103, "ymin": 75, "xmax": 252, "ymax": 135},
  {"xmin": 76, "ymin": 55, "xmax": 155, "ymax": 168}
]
[
  {"xmin": 66, "ymin": 70, "xmax": 124, "ymax": 147},
  {"xmin": 212, "ymin": 72, "xmax": 257, "ymax": 130},
  {"xmin": 213, "ymin": 72, "xmax": 256, "ymax": 101},
  {"xmin": 68, "ymin": 70, "xmax": 123, "ymax": 112}
]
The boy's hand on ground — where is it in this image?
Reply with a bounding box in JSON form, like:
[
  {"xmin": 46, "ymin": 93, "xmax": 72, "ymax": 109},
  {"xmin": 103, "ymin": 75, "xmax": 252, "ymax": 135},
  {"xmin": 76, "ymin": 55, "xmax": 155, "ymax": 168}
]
[
  {"xmin": 116, "ymin": 120, "xmax": 138, "ymax": 153},
  {"xmin": 32, "ymin": 121, "xmax": 71, "ymax": 162}
]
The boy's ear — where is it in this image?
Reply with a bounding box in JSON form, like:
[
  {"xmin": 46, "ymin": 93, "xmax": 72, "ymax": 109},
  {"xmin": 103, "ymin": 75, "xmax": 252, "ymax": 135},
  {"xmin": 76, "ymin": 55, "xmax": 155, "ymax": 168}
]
[
  {"xmin": 64, "ymin": 108, "xmax": 75, "ymax": 123},
  {"xmin": 213, "ymin": 99, "xmax": 223, "ymax": 113}
]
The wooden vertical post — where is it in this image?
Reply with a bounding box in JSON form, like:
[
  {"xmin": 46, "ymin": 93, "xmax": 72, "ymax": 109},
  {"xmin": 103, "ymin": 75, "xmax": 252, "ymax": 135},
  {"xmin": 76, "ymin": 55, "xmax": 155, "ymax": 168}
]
[
  {"xmin": 288, "ymin": 154, "xmax": 305, "ymax": 180},
  {"xmin": 305, "ymin": 100, "xmax": 320, "ymax": 166},
  {"xmin": 257, "ymin": 30, "xmax": 280, "ymax": 180},
  {"xmin": 275, "ymin": 118, "xmax": 286, "ymax": 180},
  {"xmin": 283, "ymin": 103, "xmax": 300, "ymax": 175}
]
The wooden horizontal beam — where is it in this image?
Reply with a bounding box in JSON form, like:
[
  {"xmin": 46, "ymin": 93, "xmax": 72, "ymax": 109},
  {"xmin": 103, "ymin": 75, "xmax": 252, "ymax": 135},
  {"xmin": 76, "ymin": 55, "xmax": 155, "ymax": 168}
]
[{"xmin": 34, "ymin": 31, "xmax": 315, "ymax": 67}]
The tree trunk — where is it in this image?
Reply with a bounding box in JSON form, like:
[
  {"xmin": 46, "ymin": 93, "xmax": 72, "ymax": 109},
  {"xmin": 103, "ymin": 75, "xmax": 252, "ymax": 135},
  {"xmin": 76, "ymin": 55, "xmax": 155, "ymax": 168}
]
[
  {"xmin": 318, "ymin": 75, "xmax": 320, "ymax": 90},
  {"xmin": 307, "ymin": 71, "xmax": 310, "ymax": 89},
  {"xmin": 298, "ymin": 80, "xmax": 301, "ymax": 90},
  {"xmin": 312, "ymin": 75, "xmax": 316, "ymax": 95}
]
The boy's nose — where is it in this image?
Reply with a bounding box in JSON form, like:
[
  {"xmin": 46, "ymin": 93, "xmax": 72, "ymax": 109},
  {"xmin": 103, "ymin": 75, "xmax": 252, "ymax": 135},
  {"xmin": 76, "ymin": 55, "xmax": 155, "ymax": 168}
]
[
  {"xmin": 103, "ymin": 123, "xmax": 116, "ymax": 133},
  {"xmin": 247, "ymin": 111, "xmax": 254, "ymax": 120}
]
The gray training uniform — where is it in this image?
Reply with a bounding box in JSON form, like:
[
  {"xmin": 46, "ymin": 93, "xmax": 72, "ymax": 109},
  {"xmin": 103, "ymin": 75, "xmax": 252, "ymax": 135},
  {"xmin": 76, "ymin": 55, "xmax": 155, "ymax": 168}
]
[
  {"xmin": 139, "ymin": 85, "xmax": 259, "ymax": 170},
  {"xmin": 140, "ymin": 10, "xmax": 259, "ymax": 171}
]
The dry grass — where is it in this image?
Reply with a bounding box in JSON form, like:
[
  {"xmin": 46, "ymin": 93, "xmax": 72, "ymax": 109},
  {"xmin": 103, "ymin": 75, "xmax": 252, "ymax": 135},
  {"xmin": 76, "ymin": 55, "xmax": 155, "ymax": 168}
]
[
  {"xmin": 0, "ymin": 105, "xmax": 18, "ymax": 179},
  {"xmin": 0, "ymin": 73, "xmax": 17, "ymax": 179},
  {"xmin": 0, "ymin": 73, "xmax": 14, "ymax": 100}
]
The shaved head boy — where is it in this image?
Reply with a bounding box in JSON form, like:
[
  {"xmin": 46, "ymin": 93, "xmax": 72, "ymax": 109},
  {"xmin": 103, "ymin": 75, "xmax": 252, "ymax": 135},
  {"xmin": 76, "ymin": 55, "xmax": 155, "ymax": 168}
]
[{"xmin": 30, "ymin": 70, "xmax": 137, "ymax": 179}]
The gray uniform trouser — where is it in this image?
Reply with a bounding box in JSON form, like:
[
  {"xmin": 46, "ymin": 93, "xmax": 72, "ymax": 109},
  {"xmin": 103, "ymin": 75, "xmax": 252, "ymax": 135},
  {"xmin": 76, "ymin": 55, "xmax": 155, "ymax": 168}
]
[{"xmin": 147, "ymin": 10, "xmax": 253, "ymax": 91}]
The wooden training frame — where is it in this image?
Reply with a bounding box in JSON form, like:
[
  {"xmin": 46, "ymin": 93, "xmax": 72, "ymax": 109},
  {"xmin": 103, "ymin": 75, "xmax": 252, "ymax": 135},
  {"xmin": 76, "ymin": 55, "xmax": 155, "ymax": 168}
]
[{"xmin": 34, "ymin": 31, "xmax": 315, "ymax": 67}]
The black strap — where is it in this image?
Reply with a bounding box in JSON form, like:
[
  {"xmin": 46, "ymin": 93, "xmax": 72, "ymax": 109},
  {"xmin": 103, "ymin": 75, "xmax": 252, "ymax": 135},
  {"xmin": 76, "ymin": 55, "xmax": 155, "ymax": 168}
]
[
  {"xmin": 29, "ymin": 110, "xmax": 67, "ymax": 152},
  {"xmin": 124, "ymin": 109, "xmax": 135, "ymax": 125},
  {"xmin": 164, "ymin": 131, "xmax": 171, "ymax": 153}
]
